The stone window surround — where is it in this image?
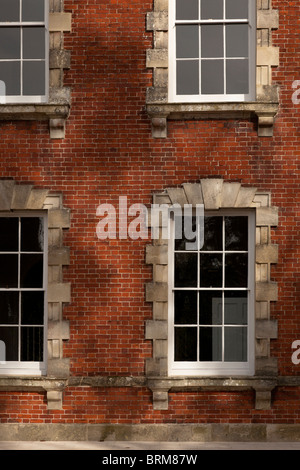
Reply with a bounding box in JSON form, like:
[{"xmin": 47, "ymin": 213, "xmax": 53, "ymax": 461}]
[
  {"xmin": 0, "ymin": 3, "xmax": 72, "ymax": 139},
  {"xmin": 145, "ymin": 179, "xmax": 279, "ymax": 410},
  {"xmin": 0, "ymin": 180, "xmax": 71, "ymax": 410},
  {"xmin": 146, "ymin": 0, "xmax": 279, "ymax": 138}
]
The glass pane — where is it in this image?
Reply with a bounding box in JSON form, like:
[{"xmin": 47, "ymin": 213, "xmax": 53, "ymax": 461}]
[
  {"xmin": 0, "ymin": 61, "xmax": 20, "ymax": 95},
  {"xmin": 175, "ymin": 253, "xmax": 197, "ymax": 287},
  {"xmin": 201, "ymin": 25, "xmax": 223, "ymax": 58},
  {"xmin": 21, "ymin": 217, "xmax": 44, "ymax": 252},
  {"xmin": 22, "ymin": 0, "xmax": 45, "ymax": 22},
  {"xmin": 226, "ymin": 25, "xmax": 248, "ymax": 57},
  {"xmin": 224, "ymin": 327, "xmax": 247, "ymax": 361},
  {"xmin": 201, "ymin": 0, "xmax": 223, "ymax": 19},
  {"xmin": 176, "ymin": 0, "xmax": 198, "ymax": 20},
  {"xmin": 174, "ymin": 216, "xmax": 197, "ymax": 251},
  {"xmin": 225, "ymin": 216, "xmax": 248, "ymax": 251},
  {"xmin": 0, "ymin": 292, "xmax": 19, "ymax": 324},
  {"xmin": 0, "ymin": 0, "xmax": 20, "ymax": 22},
  {"xmin": 225, "ymin": 253, "xmax": 248, "ymax": 287},
  {"xmin": 226, "ymin": 59, "xmax": 249, "ymax": 94},
  {"xmin": 225, "ymin": 291, "xmax": 248, "ymax": 325},
  {"xmin": 175, "ymin": 327, "xmax": 197, "ymax": 361},
  {"xmin": 177, "ymin": 60, "xmax": 199, "ymax": 95},
  {"xmin": 199, "ymin": 327, "xmax": 222, "ymax": 361},
  {"xmin": 23, "ymin": 27, "xmax": 45, "ymax": 59},
  {"xmin": 226, "ymin": 0, "xmax": 248, "ymax": 19},
  {"xmin": 21, "ymin": 326, "xmax": 43, "ymax": 361},
  {"xmin": 199, "ymin": 291, "xmax": 222, "ymax": 325},
  {"xmin": 0, "ymin": 218, "xmax": 18, "ymax": 251},
  {"xmin": 0, "ymin": 326, "xmax": 18, "ymax": 361},
  {"xmin": 20, "ymin": 254, "xmax": 43, "ymax": 288},
  {"xmin": 200, "ymin": 253, "xmax": 222, "ymax": 287},
  {"xmin": 202, "ymin": 216, "xmax": 222, "ymax": 251},
  {"xmin": 21, "ymin": 292, "xmax": 44, "ymax": 325},
  {"xmin": 201, "ymin": 59, "xmax": 224, "ymax": 94},
  {"xmin": 176, "ymin": 25, "xmax": 199, "ymax": 59},
  {"xmin": 0, "ymin": 28, "xmax": 21, "ymax": 59},
  {"xmin": 174, "ymin": 291, "xmax": 197, "ymax": 324},
  {"xmin": 23, "ymin": 61, "xmax": 45, "ymax": 95},
  {"xmin": 0, "ymin": 255, "xmax": 18, "ymax": 287}
]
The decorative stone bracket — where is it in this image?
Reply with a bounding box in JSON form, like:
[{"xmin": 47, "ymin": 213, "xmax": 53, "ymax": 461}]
[
  {"xmin": 146, "ymin": 0, "xmax": 279, "ymax": 138},
  {"xmin": 145, "ymin": 179, "xmax": 279, "ymax": 410}
]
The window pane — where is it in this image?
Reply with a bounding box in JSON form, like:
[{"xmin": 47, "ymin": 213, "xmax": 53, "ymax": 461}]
[
  {"xmin": 23, "ymin": 61, "xmax": 45, "ymax": 95},
  {"xmin": 199, "ymin": 291, "xmax": 222, "ymax": 325},
  {"xmin": 226, "ymin": 59, "xmax": 249, "ymax": 94},
  {"xmin": 225, "ymin": 253, "xmax": 248, "ymax": 287},
  {"xmin": 177, "ymin": 60, "xmax": 199, "ymax": 95},
  {"xmin": 0, "ymin": 28, "xmax": 21, "ymax": 59},
  {"xmin": 176, "ymin": 0, "xmax": 198, "ymax": 20},
  {"xmin": 202, "ymin": 216, "xmax": 222, "ymax": 251},
  {"xmin": 0, "ymin": 292, "xmax": 19, "ymax": 324},
  {"xmin": 201, "ymin": 25, "xmax": 223, "ymax": 58},
  {"xmin": 201, "ymin": 59, "xmax": 224, "ymax": 94},
  {"xmin": 175, "ymin": 327, "xmax": 197, "ymax": 361},
  {"xmin": 0, "ymin": 255, "xmax": 18, "ymax": 287},
  {"xmin": 21, "ymin": 217, "xmax": 44, "ymax": 252},
  {"xmin": 21, "ymin": 326, "xmax": 43, "ymax": 361},
  {"xmin": 176, "ymin": 25, "xmax": 199, "ymax": 59},
  {"xmin": 224, "ymin": 327, "xmax": 247, "ymax": 361},
  {"xmin": 20, "ymin": 254, "xmax": 43, "ymax": 288},
  {"xmin": 226, "ymin": 0, "xmax": 248, "ymax": 19},
  {"xmin": 22, "ymin": 0, "xmax": 45, "ymax": 22},
  {"xmin": 200, "ymin": 253, "xmax": 222, "ymax": 287},
  {"xmin": 224, "ymin": 291, "xmax": 247, "ymax": 324},
  {"xmin": 0, "ymin": 62, "xmax": 20, "ymax": 96},
  {"xmin": 175, "ymin": 253, "xmax": 197, "ymax": 287},
  {"xmin": 226, "ymin": 25, "xmax": 248, "ymax": 58},
  {"xmin": 23, "ymin": 27, "xmax": 45, "ymax": 59},
  {"xmin": 0, "ymin": 327, "xmax": 18, "ymax": 361},
  {"xmin": 21, "ymin": 292, "xmax": 44, "ymax": 325},
  {"xmin": 0, "ymin": 218, "xmax": 18, "ymax": 251},
  {"xmin": 174, "ymin": 216, "xmax": 197, "ymax": 251},
  {"xmin": 225, "ymin": 216, "xmax": 248, "ymax": 251},
  {"xmin": 175, "ymin": 291, "xmax": 197, "ymax": 324},
  {"xmin": 0, "ymin": 0, "xmax": 20, "ymax": 22},
  {"xmin": 199, "ymin": 327, "xmax": 222, "ymax": 361},
  {"xmin": 201, "ymin": 0, "xmax": 223, "ymax": 20}
]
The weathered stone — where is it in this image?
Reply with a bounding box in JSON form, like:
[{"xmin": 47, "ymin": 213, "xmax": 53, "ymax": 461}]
[
  {"xmin": 235, "ymin": 187, "xmax": 257, "ymax": 207},
  {"xmin": 256, "ymin": 282, "xmax": 278, "ymax": 301},
  {"xmin": 256, "ymin": 207, "xmax": 279, "ymax": 226},
  {"xmin": 256, "ymin": 319, "xmax": 278, "ymax": 339},
  {"xmin": 48, "ymin": 246, "xmax": 70, "ymax": 265},
  {"xmin": 48, "ymin": 208, "xmax": 71, "ymax": 228},
  {"xmin": 221, "ymin": 182, "xmax": 241, "ymax": 207},
  {"xmin": 26, "ymin": 189, "xmax": 49, "ymax": 209},
  {"xmin": 146, "ymin": 49, "xmax": 168, "ymax": 68},
  {"xmin": 11, "ymin": 184, "xmax": 33, "ymax": 209},
  {"xmin": 0, "ymin": 180, "xmax": 15, "ymax": 210},
  {"xmin": 48, "ymin": 321, "xmax": 70, "ymax": 340},
  {"xmin": 183, "ymin": 183, "xmax": 204, "ymax": 206},
  {"xmin": 49, "ymin": 12, "xmax": 72, "ymax": 32},
  {"xmin": 48, "ymin": 282, "xmax": 71, "ymax": 303},
  {"xmin": 146, "ymin": 12, "xmax": 168, "ymax": 31},
  {"xmin": 256, "ymin": 244, "xmax": 278, "ymax": 264},
  {"xmin": 201, "ymin": 179, "xmax": 223, "ymax": 209},
  {"xmin": 145, "ymin": 320, "xmax": 167, "ymax": 340},
  {"xmin": 146, "ymin": 282, "xmax": 168, "ymax": 302},
  {"xmin": 167, "ymin": 187, "xmax": 188, "ymax": 207},
  {"xmin": 146, "ymin": 245, "xmax": 168, "ymax": 265}
]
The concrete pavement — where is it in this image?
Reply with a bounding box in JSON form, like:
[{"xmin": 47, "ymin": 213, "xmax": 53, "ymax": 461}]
[{"xmin": 0, "ymin": 440, "xmax": 300, "ymax": 450}]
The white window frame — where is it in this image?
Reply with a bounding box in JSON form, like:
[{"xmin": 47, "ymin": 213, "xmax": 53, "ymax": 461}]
[
  {"xmin": 168, "ymin": 0, "xmax": 256, "ymax": 103},
  {"xmin": 0, "ymin": 212, "xmax": 48, "ymax": 376},
  {"xmin": 0, "ymin": 0, "xmax": 49, "ymax": 104},
  {"xmin": 168, "ymin": 209, "xmax": 255, "ymax": 377}
]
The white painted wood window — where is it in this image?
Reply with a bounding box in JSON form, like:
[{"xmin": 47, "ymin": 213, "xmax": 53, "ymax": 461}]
[
  {"xmin": 0, "ymin": 213, "xmax": 47, "ymax": 375},
  {"xmin": 169, "ymin": 0, "xmax": 256, "ymax": 103},
  {"xmin": 168, "ymin": 210, "xmax": 255, "ymax": 376},
  {"xmin": 0, "ymin": 0, "xmax": 48, "ymax": 104}
]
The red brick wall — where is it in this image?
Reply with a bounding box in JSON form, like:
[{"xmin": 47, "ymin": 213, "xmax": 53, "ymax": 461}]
[{"xmin": 0, "ymin": 0, "xmax": 300, "ymax": 424}]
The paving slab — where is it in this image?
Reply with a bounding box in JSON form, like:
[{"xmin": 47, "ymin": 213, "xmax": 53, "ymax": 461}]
[{"xmin": 0, "ymin": 441, "xmax": 299, "ymax": 450}]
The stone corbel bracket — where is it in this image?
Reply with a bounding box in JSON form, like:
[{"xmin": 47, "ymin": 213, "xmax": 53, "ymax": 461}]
[
  {"xmin": 146, "ymin": 0, "xmax": 279, "ymax": 138},
  {"xmin": 145, "ymin": 179, "xmax": 279, "ymax": 410}
]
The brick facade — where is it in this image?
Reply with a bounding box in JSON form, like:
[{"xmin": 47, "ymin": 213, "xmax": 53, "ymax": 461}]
[{"xmin": 0, "ymin": 0, "xmax": 300, "ymax": 442}]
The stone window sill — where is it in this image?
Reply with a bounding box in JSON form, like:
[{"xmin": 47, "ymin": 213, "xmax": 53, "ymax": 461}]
[
  {"xmin": 0, "ymin": 88, "xmax": 71, "ymax": 139},
  {"xmin": 146, "ymin": 100, "xmax": 279, "ymax": 138},
  {"xmin": 147, "ymin": 376, "xmax": 278, "ymax": 411}
]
